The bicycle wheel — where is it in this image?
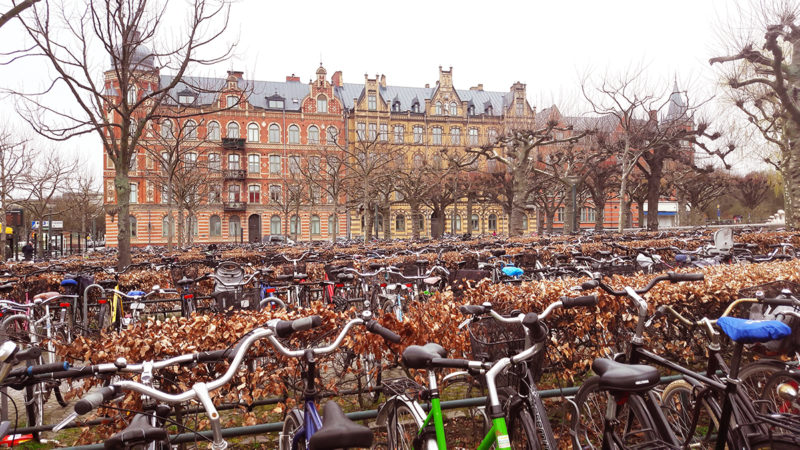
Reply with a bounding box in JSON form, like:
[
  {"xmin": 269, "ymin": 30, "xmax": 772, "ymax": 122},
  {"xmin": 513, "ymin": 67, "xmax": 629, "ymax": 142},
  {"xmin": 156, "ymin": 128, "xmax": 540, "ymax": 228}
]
[
  {"xmin": 357, "ymin": 353, "xmax": 382, "ymax": 407},
  {"xmin": 441, "ymin": 373, "xmax": 488, "ymax": 444},
  {"xmin": 497, "ymin": 387, "xmax": 548, "ymax": 450},
  {"xmin": 660, "ymin": 379, "xmax": 718, "ymax": 449},
  {"xmin": 749, "ymin": 434, "xmax": 800, "ymax": 449},
  {"xmin": 760, "ymin": 370, "xmax": 800, "ymax": 415},
  {"xmin": 385, "ymin": 403, "xmax": 423, "ymax": 450},
  {"xmin": 279, "ymin": 408, "xmax": 305, "ymax": 450},
  {"xmin": 568, "ymin": 376, "xmax": 660, "ymax": 449},
  {"xmin": 738, "ymin": 360, "xmax": 784, "ymax": 402}
]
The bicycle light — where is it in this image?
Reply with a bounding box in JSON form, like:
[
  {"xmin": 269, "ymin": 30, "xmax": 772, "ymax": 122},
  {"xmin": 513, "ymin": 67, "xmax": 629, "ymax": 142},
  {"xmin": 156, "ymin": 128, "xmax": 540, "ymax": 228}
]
[{"xmin": 777, "ymin": 382, "xmax": 798, "ymax": 401}]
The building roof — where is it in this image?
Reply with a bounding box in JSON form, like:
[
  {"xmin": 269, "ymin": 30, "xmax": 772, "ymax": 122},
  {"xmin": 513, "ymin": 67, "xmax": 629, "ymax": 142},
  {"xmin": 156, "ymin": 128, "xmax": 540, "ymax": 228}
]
[
  {"xmin": 665, "ymin": 79, "xmax": 688, "ymax": 121},
  {"xmin": 160, "ymin": 75, "xmax": 311, "ymax": 111}
]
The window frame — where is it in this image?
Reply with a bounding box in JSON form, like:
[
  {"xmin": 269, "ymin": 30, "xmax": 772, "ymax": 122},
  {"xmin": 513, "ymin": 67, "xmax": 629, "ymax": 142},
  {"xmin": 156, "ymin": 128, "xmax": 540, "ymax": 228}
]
[
  {"xmin": 268, "ymin": 124, "xmax": 281, "ymax": 143},
  {"xmin": 207, "ymin": 121, "xmax": 221, "ymax": 140},
  {"xmin": 227, "ymin": 121, "xmax": 240, "ymax": 139},
  {"xmin": 247, "ymin": 123, "xmax": 259, "ymax": 142},
  {"xmin": 310, "ymin": 215, "xmax": 321, "ymax": 235},
  {"xmin": 248, "ymin": 184, "xmax": 261, "ymax": 204},
  {"xmin": 432, "ymin": 127, "xmax": 442, "ymax": 145},
  {"xmin": 288, "ymin": 125, "xmax": 300, "ymax": 144},
  {"xmin": 248, "ymin": 154, "xmax": 260, "ymax": 174},
  {"xmin": 308, "ymin": 125, "xmax": 320, "ymax": 145},
  {"xmin": 316, "ymin": 95, "xmax": 328, "ymax": 113}
]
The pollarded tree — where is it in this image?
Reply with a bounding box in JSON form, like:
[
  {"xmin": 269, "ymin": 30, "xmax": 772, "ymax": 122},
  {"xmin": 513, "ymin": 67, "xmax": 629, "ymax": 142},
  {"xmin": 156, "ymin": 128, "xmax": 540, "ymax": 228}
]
[
  {"xmin": 732, "ymin": 172, "xmax": 772, "ymax": 222},
  {"xmin": 673, "ymin": 165, "xmax": 731, "ymax": 225},
  {"xmin": 15, "ymin": 0, "xmax": 234, "ymax": 268}
]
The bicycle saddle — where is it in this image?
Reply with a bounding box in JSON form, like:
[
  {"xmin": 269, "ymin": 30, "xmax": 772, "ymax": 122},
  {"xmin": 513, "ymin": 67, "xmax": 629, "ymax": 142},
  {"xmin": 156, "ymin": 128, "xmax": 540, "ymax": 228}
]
[
  {"xmin": 104, "ymin": 413, "xmax": 167, "ymax": 449},
  {"xmin": 402, "ymin": 343, "xmax": 447, "ymax": 369},
  {"xmin": 293, "ymin": 273, "xmax": 308, "ymax": 280},
  {"xmin": 275, "ymin": 274, "xmax": 294, "ymax": 281},
  {"xmin": 716, "ymin": 317, "xmax": 791, "ymax": 344},
  {"xmin": 592, "ymin": 359, "xmax": 659, "ymax": 392},
  {"xmin": 33, "ymin": 292, "xmax": 59, "ymax": 301},
  {"xmin": 60, "ymin": 278, "xmax": 78, "ymax": 287},
  {"xmin": 308, "ymin": 401, "xmax": 372, "ymax": 450},
  {"xmin": 415, "ymin": 259, "xmax": 429, "ymax": 266}
]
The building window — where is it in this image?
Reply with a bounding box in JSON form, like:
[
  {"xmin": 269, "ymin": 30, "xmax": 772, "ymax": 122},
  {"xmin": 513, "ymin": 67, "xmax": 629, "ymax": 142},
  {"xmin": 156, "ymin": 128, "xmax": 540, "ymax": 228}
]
[
  {"xmin": 486, "ymin": 105, "xmax": 493, "ymax": 115},
  {"xmin": 269, "ymin": 155, "xmax": 280, "ymax": 174},
  {"xmin": 189, "ymin": 216, "xmax": 198, "ymax": 236},
  {"xmin": 209, "ymin": 184, "xmax": 221, "ymax": 203},
  {"xmin": 270, "ymin": 215, "xmax": 281, "ymax": 235},
  {"xmin": 487, "ymin": 159, "xmax": 498, "ymax": 172},
  {"xmin": 471, "ymin": 214, "xmax": 479, "ymax": 231},
  {"xmin": 368, "ymin": 123, "xmax": 377, "ymax": 141},
  {"xmin": 435, "ymin": 102, "xmax": 442, "ymax": 115},
  {"xmin": 521, "ymin": 214, "xmax": 528, "ymax": 230},
  {"xmin": 326, "ymin": 126, "xmax": 337, "ymax": 145},
  {"xmin": 248, "ymin": 184, "xmax": 260, "ymax": 203},
  {"xmin": 184, "ymin": 152, "xmax": 197, "ymax": 169},
  {"xmin": 488, "ymin": 128, "xmax": 498, "ymax": 144},
  {"xmin": 185, "ymin": 120, "xmax": 197, "ymax": 140},
  {"xmin": 488, "ymin": 214, "xmax": 497, "ymax": 231},
  {"xmin": 146, "ymin": 181, "xmax": 154, "ymax": 202},
  {"xmin": 468, "ymin": 105, "xmax": 475, "ymax": 115},
  {"xmin": 229, "ymin": 216, "xmax": 241, "ymax": 238},
  {"xmin": 288, "ymin": 125, "xmax": 299, "ymax": 144},
  {"xmin": 269, "ymin": 185, "xmax": 281, "ymax": 202},
  {"xmin": 228, "ymin": 184, "xmax": 240, "ymax": 202},
  {"xmin": 161, "ymin": 216, "xmax": 172, "ymax": 237},
  {"xmin": 450, "ymin": 102, "xmax": 457, "ymax": 116},
  {"xmin": 328, "ymin": 215, "xmax": 337, "ymax": 235},
  {"xmin": 247, "ymin": 123, "xmax": 259, "ymax": 142},
  {"xmin": 368, "ymin": 94, "xmax": 377, "ymax": 111},
  {"xmin": 269, "ymin": 124, "xmax": 280, "ymax": 143},
  {"xmin": 432, "ymin": 127, "xmax": 442, "ymax": 145},
  {"xmin": 413, "ymin": 125, "xmax": 423, "ymax": 144},
  {"xmin": 209, "ymin": 215, "xmax": 221, "ymax": 236},
  {"xmin": 228, "ymin": 153, "xmax": 240, "ymax": 170},
  {"xmin": 227, "ymin": 122, "xmax": 240, "ymax": 139},
  {"xmin": 289, "ymin": 155, "xmax": 300, "ymax": 174},
  {"xmin": 127, "ymin": 85, "xmax": 136, "ymax": 104},
  {"xmin": 317, "ymin": 95, "xmax": 328, "ymax": 113},
  {"xmin": 161, "ymin": 185, "xmax": 169, "ymax": 204},
  {"xmin": 450, "ymin": 128, "xmax": 461, "ymax": 145},
  {"xmin": 357, "ymin": 123, "xmax": 365, "ymax": 141},
  {"xmin": 469, "ymin": 128, "xmax": 479, "ymax": 145},
  {"xmin": 248, "ymin": 154, "xmax": 260, "ymax": 174},
  {"xmin": 310, "ymin": 185, "xmax": 320, "ymax": 203},
  {"xmin": 226, "ymin": 96, "xmax": 238, "ymax": 108},
  {"xmin": 392, "ymin": 101, "xmax": 400, "ymax": 112},
  {"xmin": 581, "ymin": 207, "xmax": 596, "ymax": 223},
  {"xmin": 308, "ymin": 126, "xmax": 319, "ymax": 144},
  {"xmin": 411, "ymin": 102, "xmax": 420, "ymax": 113},
  {"xmin": 268, "ymin": 98, "xmax": 284, "ymax": 109},
  {"xmin": 310, "ymin": 215, "xmax": 320, "ymax": 235},
  {"xmin": 393, "ymin": 125, "xmax": 404, "ymax": 143},
  {"xmin": 129, "ymin": 182, "xmax": 138, "ymax": 203},
  {"xmin": 128, "ymin": 120, "xmax": 137, "ymax": 137},
  {"xmin": 208, "ymin": 153, "xmax": 221, "ymax": 171},
  {"xmin": 290, "ymin": 215, "xmax": 300, "ymax": 235},
  {"xmin": 556, "ymin": 207, "xmax": 564, "ymax": 223},
  {"xmin": 129, "ymin": 215, "xmax": 137, "ymax": 237},
  {"xmin": 160, "ymin": 120, "xmax": 173, "ymax": 139},
  {"xmin": 129, "ymin": 151, "xmax": 138, "ymax": 171},
  {"xmin": 516, "ymin": 100, "xmax": 524, "ymax": 116},
  {"xmin": 207, "ymin": 121, "xmax": 220, "ymax": 140},
  {"xmin": 453, "ymin": 214, "xmax": 461, "ymax": 231},
  {"xmin": 379, "ymin": 124, "xmax": 388, "ymax": 142},
  {"xmin": 413, "ymin": 154, "xmax": 424, "ymax": 168},
  {"xmin": 308, "ymin": 156, "xmax": 320, "ymax": 173},
  {"xmin": 418, "ymin": 215, "xmax": 424, "ymax": 232}
]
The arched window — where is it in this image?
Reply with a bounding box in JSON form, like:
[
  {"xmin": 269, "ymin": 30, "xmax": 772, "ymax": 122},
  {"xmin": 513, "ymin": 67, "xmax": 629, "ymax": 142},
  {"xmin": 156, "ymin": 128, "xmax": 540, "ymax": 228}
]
[
  {"xmin": 488, "ymin": 214, "xmax": 497, "ymax": 231},
  {"xmin": 270, "ymin": 215, "xmax": 281, "ymax": 235},
  {"xmin": 207, "ymin": 121, "xmax": 220, "ymax": 140},
  {"xmin": 435, "ymin": 102, "xmax": 442, "ymax": 115},
  {"xmin": 127, "ymin": 85, "xmax": 137, "ymax": 104},
  {"xmin": 129, "ymin": 215, "xmax": 137, "ymax": 237},
  {"xmin": 229, "ymin": 216, "xmax": 241, "ymax": 238},
  {"xmin": 328, "ymin": 215, "xmax": 337, "ymax": 235},
  {"xmin": 160, "ymin": 120, "xmax": 173, "ymax": 139},
  {"xmin": 418, "ymin": 215, "xmax": 424, "ymax": 232},
  {"xmin": 209, "ymin": 215, "xmax": 221, "ymax": 236},
  {"xmin": 413, "ymin": 154, "xmax": 423, "ymax": 168},
  {"xmin": 269, "ymin": 124, "xmax": 281, "ymax": 143},
  {"xmin": 521, "ymin": 214, "xmax": 528, "ymax": 230},
  {"xmin": 395, "ymin": 215, "xmax": 406, "ymax": 232},
  {"xmin": 326, "ymin": 127, "xmax": 337, "ymax": 145},
  {"xmin": 310, "ymin": 215, "xmax": 320, "ymax": 235},
  {"xmin": 290, "ymin": 215, "xmax": 300, "ymax": 235},
  {"xmin": 227, "ymin": 122, "xmax": 240, "ymax": 139},
  {"xmin": 288, "ymin": 125, "xmax": 300, "ymax": 144},
  {"xmin": 471, "ymin": 214, "xmax": 479, "ymax": 231},
  {"xmin": 317, "ymin": 95, "xmax": 327, "ymax": 113},
  {"xmin": 185, "ymin": 120, "xmax": 197, "ymax": 140},
  {"xmin": 450, "ymin": 102, "xmax": 457, "ymax": 116},
  {"xmin": 453, "ymin": 214, "xmax": 461, "ymax": 231},
  {"xmin": 247, "ymin": 123, "xmax": 259, "ymax": 142},
  {"xmin": 308, "ymin": 126, "xmax": 319, "ymax": 144}
]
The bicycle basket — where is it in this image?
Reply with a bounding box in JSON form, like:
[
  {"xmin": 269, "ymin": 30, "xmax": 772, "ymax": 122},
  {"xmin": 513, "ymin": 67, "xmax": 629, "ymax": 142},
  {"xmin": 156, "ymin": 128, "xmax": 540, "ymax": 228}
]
[
  {"xmin": 740, "ymin": 280, "xmax": 800, "ymax": 355},
  {"xmin": 467, "ymin": 317, "xmax": 545, "ymax": 387}
]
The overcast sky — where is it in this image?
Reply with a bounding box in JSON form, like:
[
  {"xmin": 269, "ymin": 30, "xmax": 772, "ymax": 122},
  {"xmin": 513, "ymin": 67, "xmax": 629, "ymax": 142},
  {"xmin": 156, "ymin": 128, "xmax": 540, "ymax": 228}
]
[{"xmin": 0, "ymin": 0, "xmax": 763, "ymax": 177}]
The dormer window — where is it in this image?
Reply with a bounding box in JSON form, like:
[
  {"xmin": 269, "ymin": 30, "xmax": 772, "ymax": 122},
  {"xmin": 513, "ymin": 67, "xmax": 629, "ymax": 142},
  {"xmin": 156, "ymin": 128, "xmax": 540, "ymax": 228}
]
[
  {"xmin": 178, "ymin": 91, "xmax": 196, "ymax": 105},
  {"xmin": 226, "ymin": 96, "xmax": 238, "ymax": 108},
  {"xmin": 486, "ymin": 105, "xmax": 493, "ymax": 115},
  {"xmin": 467, "ymin": 105, "xmax": 475, "ymax": 115},
  {"xmin": 392, "ymin": 101, "xmax": 400, "ymax": 112},
  {"xmin": 411, "ymin": 102, "xmax": 420, "ymax": 113},
  {"xmin": 268, "ymin": 99, "xmax": 284, "ymax": 109},
  {"xmin": 435, "ymin": 102, "xmax": 442, "ymax": 115}
]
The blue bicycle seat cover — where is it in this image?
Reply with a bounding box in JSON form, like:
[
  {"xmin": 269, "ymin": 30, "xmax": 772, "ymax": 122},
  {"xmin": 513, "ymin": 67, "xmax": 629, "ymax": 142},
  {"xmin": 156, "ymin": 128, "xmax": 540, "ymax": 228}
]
[
  {"xmin": 502, "ymin": 266, "xmax": 524, "ymax": 277},
  {"xmin": 127, "ymin": 290, "xmax": 146, "ymax": 297},
  {"xmin": 60, "ymin": 279, "xmax": 78, "ymax": 286},
  {"xmin": 716, "ymin": 316, "xmax": 792, "ymax": 344}
]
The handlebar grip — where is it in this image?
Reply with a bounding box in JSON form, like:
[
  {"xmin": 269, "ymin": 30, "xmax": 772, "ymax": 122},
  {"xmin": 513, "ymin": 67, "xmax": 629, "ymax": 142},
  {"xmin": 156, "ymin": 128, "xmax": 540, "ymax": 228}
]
[
  {"xmin": 580, "ymin": 280, "xmax": 599, "ymax": 290},
  {"xmin": 761, "ymin": 298, "xmax": 799, "ymax": 307},
  {"xmin": 459, "ymin": 304, "xmax": 487, "ymax": 315},
  {"xmin": 430, "ymin": 358, "xmax": 470, "ymax": 369},
  {"xmin": 196, "ymin": 349, "xmax": 236, "ymax": 363},
  {"xmin": 275, "ymin": 315, "xmax": 322, "ymax": 338},
  {"xmin": 668, "ymin": 272, "xmax": 704, "ymax": 282},
  {"xmin": 366, "ymin": 319, "xmax": 402, "ymax": 343},
  {"xmin": 75, "ymin": 386, "xmax": 117, "ymax": 415},
  {"xmin": 25, "ymin": 362, "xmax": 70, "ymax": 376},
  {"xmin": 561, "ymin": 295, "xmax": 598, "ymax": 308},
  {"xmin": 12, "ymin": 347, "xmax": 42, "ymax": 362}
]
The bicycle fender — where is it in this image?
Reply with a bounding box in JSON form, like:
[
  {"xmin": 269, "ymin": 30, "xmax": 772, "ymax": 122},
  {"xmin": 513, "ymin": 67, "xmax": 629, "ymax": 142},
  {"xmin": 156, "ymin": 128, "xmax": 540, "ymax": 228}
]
[{"xmin": 374, "ymin": 394, "xmax": 426, "ymax": 427}]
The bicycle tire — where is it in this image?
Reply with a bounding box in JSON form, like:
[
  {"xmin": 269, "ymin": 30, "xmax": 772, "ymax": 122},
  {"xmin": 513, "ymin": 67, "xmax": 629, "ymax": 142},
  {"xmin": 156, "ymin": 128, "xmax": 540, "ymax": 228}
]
[
  {"xmin": 738, "ymin": 360, "xmax": 785, "ymax": 402},
  {"xmin": 23, "ymin": 364, "xmax": 45, "ymax": 442},
  {"xmin": 498, "ymin": 387, "xmax": 550, "ymax": 450},
  {"xmin": 749, "ymin": 433, "xmax": 800, "ymax": 449},
  {"xmin": 660, "ymin": 379, "xmax": 718, "ymax": 449},
  {"xmin": 279, "ymin": 408, "xmax": 305, "ymax": 450},
  {"xmin": 760, "ymin": 369, "xmax": 800, "ymax": 416},
  {"xmin": 385, "ymin": 403, "xmax": 425, "ymax": 450},
  {"xmin": 568, "ymin": 375, "xmax": 661, "ymax": 449}
]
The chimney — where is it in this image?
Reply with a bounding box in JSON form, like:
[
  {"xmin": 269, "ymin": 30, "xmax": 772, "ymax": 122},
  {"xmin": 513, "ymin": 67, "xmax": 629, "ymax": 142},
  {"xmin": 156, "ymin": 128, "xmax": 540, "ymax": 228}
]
[
  {"xmin": 331, "ymin": 71, "xmax": 343, "ymax": 87},
  {"xmin": 380, "ymin": 74, "xmax": 386, "ymax": 88},
  {"xmin": 286, "ymin": 74, "xmax": 300, "ymax": 82},
  {"xmin": 425, "ymin": 83, "xmax": 430, "ymax": 88},
  {"xmin": 227, "ymin": 70, "xmax": 244, "ymax": 80},
  {"xmin": 470, "ymin": 84, "xmax": 484, "ymax": 91}
]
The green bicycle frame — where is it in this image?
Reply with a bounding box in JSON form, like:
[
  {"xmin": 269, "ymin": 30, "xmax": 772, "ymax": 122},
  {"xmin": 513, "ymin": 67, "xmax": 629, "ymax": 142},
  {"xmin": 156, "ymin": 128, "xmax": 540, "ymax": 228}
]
[{"xmin": 417, "ymin": 394, "xmax": 512, "ymax": 450}]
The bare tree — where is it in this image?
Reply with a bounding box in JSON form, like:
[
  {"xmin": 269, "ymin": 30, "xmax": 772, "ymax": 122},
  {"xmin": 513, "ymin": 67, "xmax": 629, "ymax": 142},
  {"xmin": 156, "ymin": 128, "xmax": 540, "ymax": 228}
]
[
  {"xmin": 0, "ymin": 0, "xmax": 39, "ymax": 31},
  {"xmin": 22, "ymin": 152, "xmax": 78, "ymax": 255},
  {"xmin": 64, "ymin": 168, "xmax": 103, "ymax": 248},
  {"xmin": 14, "ymin": 0, "xmax": 233, "ymax": 268},
  {"xmin": 732, "ymin": 171, "xmax": 772, "ymax": 222},
  {"xmin": 0, "ymin": 126, "xmax": 34, "ymax": 258},
  {"xmin": 673, "ymin": 166, "xmax": 731, "ymax": 225},
  {"xmin": 296, "ymin": 136, "xmax": 348, "ymax": 242}
]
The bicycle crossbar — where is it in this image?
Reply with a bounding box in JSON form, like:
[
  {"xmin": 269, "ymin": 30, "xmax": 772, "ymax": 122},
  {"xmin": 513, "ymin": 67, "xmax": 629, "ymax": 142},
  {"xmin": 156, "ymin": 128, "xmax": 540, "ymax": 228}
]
[{"xmin": 60, "ymin": 374, "xmax": 685, "ymax": 449}]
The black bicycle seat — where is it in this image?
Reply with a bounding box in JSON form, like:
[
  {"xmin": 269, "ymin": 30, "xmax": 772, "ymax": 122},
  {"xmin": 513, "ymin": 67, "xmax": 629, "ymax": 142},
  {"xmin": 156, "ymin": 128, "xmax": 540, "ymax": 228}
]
[
  {"xmin": 336, "ymin": 273, "xmax": 354, "ymax": 282},
  {"xmin": 592, "ymin": 359, "xmax": 659, "ymax": 392},
  {"xmin": 308, "ymin": 401, "xmax": 372, "ymax": 450},
  {"xmin": 275, "ymin": 274, "xmax": 294, "ymax": 281},
  {"xmin": 293, "ymin": 273, "xmax": 308, "ymax": 280},
  {"xmin": 401, "ymin": 343, "xmax": 447, "ymax": 369},
  {"xmin": 415, "ymin": 259, "xmax": 428, "ymax": 266},
  {"xmin": 104, "ymin": 413, "xmax": 167, "ymax": 449}
]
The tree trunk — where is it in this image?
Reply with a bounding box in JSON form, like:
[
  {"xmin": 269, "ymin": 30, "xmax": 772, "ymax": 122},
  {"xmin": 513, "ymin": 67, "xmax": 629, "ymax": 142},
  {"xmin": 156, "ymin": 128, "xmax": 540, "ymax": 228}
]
[
  {"xmin": 409, "ymin": 202, "xmax": 421, "ymax": 240},
  {"xmin": 594, "ymin": 202, "xmax": 605, "ymax": 231},
  {"xmin": 617, "ymin": 174, "xmax": 628, "ymax": 233},
  {"xmin": 466, "ymin": 196, "xmax": 474, "ymax": 235},
  {"xmin": 784, "ymin": 136, "xmax": 799, "ymax": 229},
  {"xmin": 177, "ymin": 207, "xmax": 185, "ymax": 248},
  {"xmin": 676, "ymin": 193, "xmax": 688, "ymax": 227},
  {"xmin": 330, "ymin": 211, "xmax": 338, "ymax": 243},
  {"xmin": 645, "ymin": 158, "xmax": 664, "ymax": 231},
  {"xmin": 364, "ymin": 211, "xmax": 374, "ymax": 241},
  {"xmin": 166, "ymin": 178, "xmax": 174, "ymax": 251},
  {"xmin": 114, "ymin": 169, "xmax": 131, "ymax": 269},
  {"xmin": 636, "ymin": 200, "xmax": 645, "ymax": 228},
  {"xmin": 381, "ymin": 206, "xmax": 392, "ymax": 240},
  {"xmin": 546, "ymin": 210, "xmax": 555, "ymax": 234}
]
